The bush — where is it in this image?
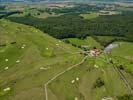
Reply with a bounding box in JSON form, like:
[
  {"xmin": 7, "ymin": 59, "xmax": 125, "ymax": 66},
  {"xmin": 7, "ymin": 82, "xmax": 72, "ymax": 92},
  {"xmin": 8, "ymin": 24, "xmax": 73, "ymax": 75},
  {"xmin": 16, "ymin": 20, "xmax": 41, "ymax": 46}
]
[
  {"xmin": 93, "ymin": 77, "xmax": 104, "ymax": 88},
  {"xmin": 117, "ymin": 94, "xmax": 133, "ymax": 100}
]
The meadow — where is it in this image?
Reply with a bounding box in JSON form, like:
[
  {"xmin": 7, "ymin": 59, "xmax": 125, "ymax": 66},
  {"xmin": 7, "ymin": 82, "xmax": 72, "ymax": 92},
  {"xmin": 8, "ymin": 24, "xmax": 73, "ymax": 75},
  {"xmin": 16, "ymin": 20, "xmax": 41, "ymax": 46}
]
[
  {"xmin": 0, "ymin": 20, "xmax": 83, "ymax": 100},
  {"xmin": 63, "ymin": 37, "xmax": 103, "ymax": 49},
  {"xmin": 80, "ymin": 13, "xmax": 98, "ymax": 20},
  {"xmin": 0, "ymin": 3, "xmax": 133, "ymax": 100},
  {"xmin": 0, "ymin": 20, "xmax": 133, "ymax": 100}
]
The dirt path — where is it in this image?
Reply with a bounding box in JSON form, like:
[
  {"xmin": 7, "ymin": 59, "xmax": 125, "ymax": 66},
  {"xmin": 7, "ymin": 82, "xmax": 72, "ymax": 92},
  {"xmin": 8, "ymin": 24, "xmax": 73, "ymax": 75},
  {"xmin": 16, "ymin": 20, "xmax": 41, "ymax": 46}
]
[
  {"xmin": 99, "ymin": 54, "xmax": 133, "ymax": 95},
  {"xmin": 44, "ymin": 55, "xmax": 88, "ymax": 100},
  {"xmin": 104, "ymin": 53, "xmax": 133, "ymax": 95},
  {"xmin": 113, "ymin": 65, "xmax": 133, "ymax": 95}
]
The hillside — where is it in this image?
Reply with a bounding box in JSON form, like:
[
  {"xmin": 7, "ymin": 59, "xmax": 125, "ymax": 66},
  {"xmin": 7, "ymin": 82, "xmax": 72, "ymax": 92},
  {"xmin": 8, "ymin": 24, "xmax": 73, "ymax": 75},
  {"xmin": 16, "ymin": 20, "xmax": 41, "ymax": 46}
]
[
  {"xmin": 8, "ymin": 13, "xmax": 133, "ymax": 39},
  {"xmin": 0, "ymin": 19, "xmax": 83, "ymax": 100},
  {"xmin": 1, "ymin": 19, "xmax": 133, "ymax": 100}
]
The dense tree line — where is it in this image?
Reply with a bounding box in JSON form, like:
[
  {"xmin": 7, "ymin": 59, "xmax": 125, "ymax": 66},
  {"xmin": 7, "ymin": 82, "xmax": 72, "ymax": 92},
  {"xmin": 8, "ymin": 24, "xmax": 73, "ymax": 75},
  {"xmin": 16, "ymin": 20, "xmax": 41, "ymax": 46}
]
[
  {"xmin": 7, "ymin": 12, "xmax": 133, "ymax": 40},
  {"xmin": 0, "ymin": 11, "xmax": 22, "ymax": 19},
  {"xmin": 45, "ymin": 4, "xmax": 104, "ymax": 14},
  {"xmin": 92, "ymin": 36, "xmax": 127, "ymax": 47},
  {"xmin": 0, "ymin": 5, "xmax": 6, "ymax": 10}
]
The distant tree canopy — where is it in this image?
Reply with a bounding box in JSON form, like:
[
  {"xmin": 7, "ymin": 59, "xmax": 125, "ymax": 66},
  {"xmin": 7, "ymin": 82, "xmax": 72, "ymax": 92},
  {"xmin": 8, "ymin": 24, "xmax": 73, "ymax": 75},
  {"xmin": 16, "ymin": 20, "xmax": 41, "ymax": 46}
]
[
  {"xmin": 0, "ymin": 5, "xmax": 6, "ymax": 10},
  {"xmin": 0, "ymin": 11, "xmax": 22, "ymax": 19},
  {"xmin": 7, "ymin": 12, "xmax": 133, "ymax": 40},
  {"xmin": 45, "ymin": 4, "xmax": 104, "ymax": 14}
]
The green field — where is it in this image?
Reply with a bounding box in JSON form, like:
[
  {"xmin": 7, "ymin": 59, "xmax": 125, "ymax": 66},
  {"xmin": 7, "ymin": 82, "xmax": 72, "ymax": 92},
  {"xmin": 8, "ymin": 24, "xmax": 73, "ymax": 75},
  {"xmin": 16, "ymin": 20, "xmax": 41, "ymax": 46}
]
[
  {"xmin": 80, "ymin": 13, "xmax": 98, "ymax": 20},
  {"xmin": 64, "ymin": 37, "xmax": 103, "ymax": 49},
  {"xmin": 112, "ymin": 42, "xmax": 133, "ymax": 58},
  {"xmin": 110, "ymin": 42, "xmax": 133, "ymax": 93},
  {"xmin": 48, "ymin": 57, "xmax": 129, "ymax": 100},
  {"xmin": 111, "ymin": 42, "xmax": 133, "ymax": 72},
  {"xmin": 0, "ymin": 19, "xmax": 83, "ymax": 100},
  {"xmin": 1, "ymin": 2, "xmax": 133, "ymax": 100},
  {"xmin": 0, "ymin": 19, "xmax": 133, "ymax": 100}
]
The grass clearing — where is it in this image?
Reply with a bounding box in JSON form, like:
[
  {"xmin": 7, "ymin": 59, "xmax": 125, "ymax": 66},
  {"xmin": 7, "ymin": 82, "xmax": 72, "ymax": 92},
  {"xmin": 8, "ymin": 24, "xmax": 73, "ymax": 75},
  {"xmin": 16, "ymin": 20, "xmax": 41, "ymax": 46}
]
[
  {"xmin": 64, "ymin": 37, "xmax": 103, "ymax": 49},
  {"xmin": 80, "ymin": 13, "xmax": 98, "ymax": 20},
  {"xmin": 112, "ymin": 42, "xmax": 133, "ymax": 58}
]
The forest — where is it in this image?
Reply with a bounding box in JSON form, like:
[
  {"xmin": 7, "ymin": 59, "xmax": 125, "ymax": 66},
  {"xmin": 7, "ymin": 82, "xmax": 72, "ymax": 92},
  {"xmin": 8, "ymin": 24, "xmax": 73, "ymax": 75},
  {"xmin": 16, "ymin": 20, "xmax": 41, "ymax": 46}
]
[
  {"xmin": 45, "ymin": 4, "xmax": 104, "ymax": 14},
  {"xmin": 7, "ymin": 12, "xmax": 133, "ymax": 40}
]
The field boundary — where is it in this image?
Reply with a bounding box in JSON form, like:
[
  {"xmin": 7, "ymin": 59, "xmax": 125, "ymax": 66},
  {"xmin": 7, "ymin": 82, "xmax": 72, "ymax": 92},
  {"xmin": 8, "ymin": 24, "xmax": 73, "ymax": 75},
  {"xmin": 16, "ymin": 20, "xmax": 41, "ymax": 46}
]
[
  {"xmin": 113, "ymin": 65, "xmax": 133, "ymax": 95},
  {"xmin": 99, "ymin": 54, "xmax": 133, "ymax": 95}
]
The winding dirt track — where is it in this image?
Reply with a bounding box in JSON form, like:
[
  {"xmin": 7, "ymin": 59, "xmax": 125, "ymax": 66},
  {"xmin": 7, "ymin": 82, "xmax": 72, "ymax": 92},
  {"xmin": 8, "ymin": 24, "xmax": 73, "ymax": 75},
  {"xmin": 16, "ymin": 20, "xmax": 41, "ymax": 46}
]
[
  {"xmin": 44, "ymin": 47, "xmax": 133, "ymax": 100},
  {"xmin": 44, "ymin": 55, "xmax": 88, "ymax": 100}
]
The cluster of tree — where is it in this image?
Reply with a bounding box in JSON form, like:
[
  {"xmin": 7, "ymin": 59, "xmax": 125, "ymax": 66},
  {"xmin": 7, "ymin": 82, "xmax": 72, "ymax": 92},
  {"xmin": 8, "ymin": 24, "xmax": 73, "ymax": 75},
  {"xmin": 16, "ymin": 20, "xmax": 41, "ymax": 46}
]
[
  {"xmin": 45, "ymin": 4, "xmax": 104, "ymax": 14},
  {"xmin": 93, "ymin": 77, "xmax": 104, "ymax": 88},
  {"xmin": 0, "ymin": 5, "xmax": 6, "ymax": 10},
  {"xmin": 7, "ymin": 12, "xmax": 133, "ymax": 41},
  {"xmin": 23, "ymin": 8, "xmax": 43, "ymax": 17},
  {"xmin": 117, "ymin": 95, "xmax": 133, "ymax": 100},
  {"xmin": 0, "ymin": 11, "xmax": 22, "ymax": 19},
  {"xmin": 92, "ymin": 36, "xmax": 127, "ymax": 47}
]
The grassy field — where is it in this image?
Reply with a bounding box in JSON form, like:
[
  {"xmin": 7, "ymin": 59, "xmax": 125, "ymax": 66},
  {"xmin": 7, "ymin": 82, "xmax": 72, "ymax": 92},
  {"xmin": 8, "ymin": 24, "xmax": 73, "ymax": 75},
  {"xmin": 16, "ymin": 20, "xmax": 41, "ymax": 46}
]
[
  {"xmin": 35, "ymin": 12, "xmax": 61, "ymax": 19},
  {"xmin": 48, "ymin": 56, "xmax": 129, "ymax": 100},
  {"xmin": 10, "ymin": 11, "xmax": 60, "ymax": 19},
  {"xmin": 111, "ymin": 42, "xmax": 133, "ymax": 72},
  {"xmin": 110, "ymin": 42, "xmax": 133, "ymax": 95},
  {"xmin": 0, "ymin": 19, "xmax": 133, "ymax": 100},
  {"xmin": 64, "ymin": 37, "xmax": 103, "ymax": 49},
  {"xmin": 80, "ymin": 13, "xmax": 98, "ymax": 20},
  {"xmin": 112, "ymin": 42, "xmax": 133, "ymax": 58},
  {"xmin": 0, "ymin": 19, "xmax": 83, "ymax": 100}
]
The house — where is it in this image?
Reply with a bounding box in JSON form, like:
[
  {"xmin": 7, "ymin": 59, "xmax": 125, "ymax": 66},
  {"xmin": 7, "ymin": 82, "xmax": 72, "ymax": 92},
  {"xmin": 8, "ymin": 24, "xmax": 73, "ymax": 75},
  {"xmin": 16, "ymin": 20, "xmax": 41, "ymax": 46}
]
[{"xmin": 90, "ymin": 48, "xmax": 102, "ymax": 57}]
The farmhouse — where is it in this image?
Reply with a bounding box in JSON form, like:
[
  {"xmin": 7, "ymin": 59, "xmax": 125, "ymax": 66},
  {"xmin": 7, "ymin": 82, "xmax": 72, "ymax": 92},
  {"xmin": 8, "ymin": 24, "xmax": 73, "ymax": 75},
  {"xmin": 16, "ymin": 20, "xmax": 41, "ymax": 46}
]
[
  {"xmin": 80, "ymin": 48, "xmax": 102, "ymax": 57},
  {"xmin": 90, "ymin": 48, "xmax": 102, "ymax": 57}
]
